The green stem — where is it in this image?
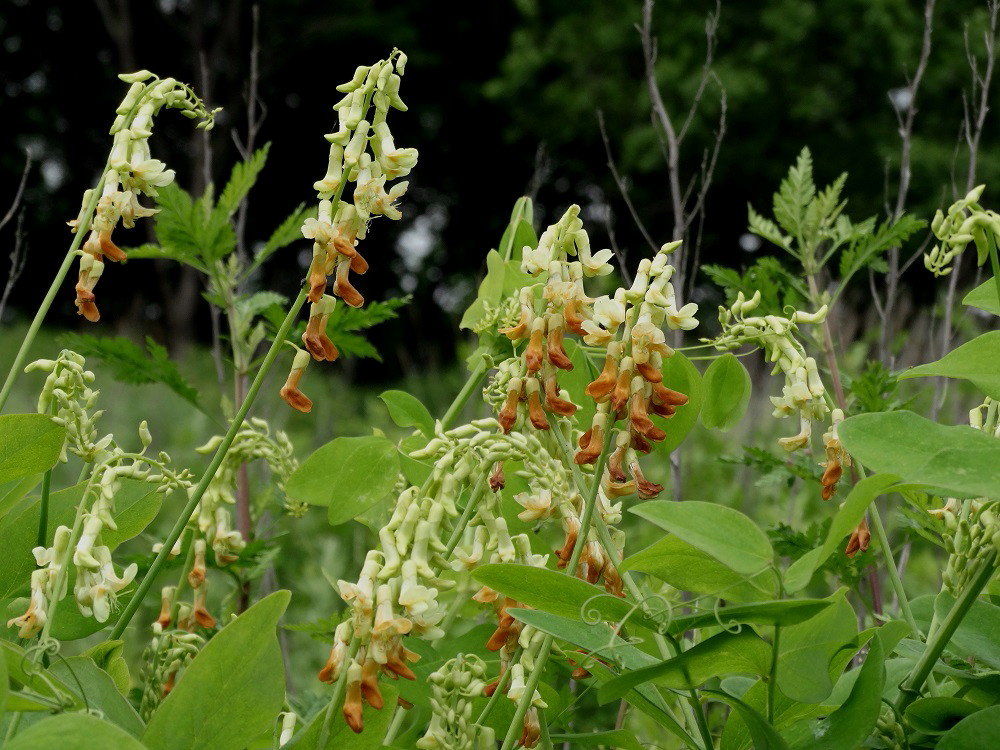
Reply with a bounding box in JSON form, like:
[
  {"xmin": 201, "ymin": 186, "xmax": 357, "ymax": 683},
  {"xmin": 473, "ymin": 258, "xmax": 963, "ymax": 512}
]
[
  {"xmin": 382, "ymin": 704, "xmax": 407, "ymax": 745},
  {"xmin": 498, "ymin": 427, "xmax": 616, "ymax": 750},
  {"xmin": 440, "ymin": 358, "xmax": 488, "ymax": 429},
  {"xmin": 36, "ymin": 470, "xmax": 52, "ymax": 548},
  {"xmin": 549, "ymin": 421, "xmax": 711, "ymax": 749},
  {"xmin": 443, "ymin": 475, "xmax": 489, "ymax": 557},
  {"xmin": 767, "ymin": 625, "xmax": 780, "ymax": 724},
  {"xmin": 110, "ymin": 288, "xmax": 308, "ymax": 640},
  {"xmin": 538, "ymin": 706, "xmax": 554, "ymax": 750},
  {"xmin": 318, "ymin": 636, "xmax": 361, "ymax": 747},
  {"xmin": 476, "ymin": 650, "xmax": 518, "ymax": 727},
  {"xmin": 0, "ymin": 178, "xmax": 105, "ymax": 413},
  {"xmin": 867, "ymin": 499, "xmax": 921, "ymax": 640},
  {"xmin": 895, "ymin": 550, "xmax": 996, "ymax": 713}
]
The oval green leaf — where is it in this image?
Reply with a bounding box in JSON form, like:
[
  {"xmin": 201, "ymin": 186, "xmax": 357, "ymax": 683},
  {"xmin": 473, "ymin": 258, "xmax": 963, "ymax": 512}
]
[
  {"xmin": 285, "ymin": 436, "xmax": 399, "ymax": 525},
  {"xmin": 936, "ymin": 704, "xmax": 1000, "ymax": 750},
  {"xmin": 701, "ymin": 353, "xmax": 752, "ymax": 430},
  {"xmin": 471, "ymin": 563, "xmax": 659, "ymax": 631},
  {"xmin": 838, "ymin": 410, "xmax": 1000, "ymax": 498},
  {"xmin": 0, "ymin": 414, "xmax": 65, "ymax": 484},
  {"xmin": 379, "ymin": 390, "xmax": 435, "ymax": 438},
  {"xmin": 5, "ymin": 713, "xmax": 148, "ymax": 750},
  {"xmin": 142, "ymin": 590, "xmax": 290, "ymax": 750},
  {"xmin": 963, "ymin": 277, "xmax": 1000, "ymax": 316},
  {"xmin": 630, "ymin": 500, "xmax": 773, "ymax": 576},
  {"xmin": 621, "ymin": 535, "xmax": 777, "ymax": 602},
  {"xmin": 900, "ymin": 331, "xmax": 1000, "ymax": 399},
  {"xmin": 906, "ymin": 697, "xmax": 981, "ymax": 736},
  {"xmin": 655, "ymin": 351, "xmax": 704, "ymax": 453}
]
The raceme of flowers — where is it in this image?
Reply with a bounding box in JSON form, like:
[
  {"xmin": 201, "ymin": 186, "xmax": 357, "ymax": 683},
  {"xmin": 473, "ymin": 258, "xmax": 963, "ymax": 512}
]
[
  {"xmin": 280, "ymin": 50, "xmax": 417, "ymax": 413},
  {"xmin": 69, "ymin": 71, "xmax": 217, "ymax": 323}
]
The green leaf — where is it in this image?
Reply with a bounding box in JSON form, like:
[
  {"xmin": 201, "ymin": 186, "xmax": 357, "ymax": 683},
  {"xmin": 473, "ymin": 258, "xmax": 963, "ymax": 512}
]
[
  {"xmin": 143, "ymin": 590, "xmax": 289, "ymax": 750},
  {"xmin": 379, "ymin": 390, "xmax": 435, "ymax": 438},
  {"xmin": 665, "ymin": 599, "xmax": 833, "ymax": 637},
  {"xmin": 630, "ymin": 500, "xmax": 774, "ymax": 576},
  {"xmin": 0, "ymin": 475, "xmax": 41, "ymax": 522},
  {"xmin": 838, "ymin": 410, "xmax": 1000, "ymax": 498},
  {"xmin": 285, "ymin": 436, "xmax": 399, "ymax": 526},
  {"xmin": 772, "ymin": 147, "xmax": 815, "ymax": 239},
  {"xmin": 217, "ymin": 143, "xmax": 270, "ymax": 217},
  {"xmin": 705, "ymin": 690, "xmax": 789, "ymax": 750},
  {"xmin": 775, "ymin": 590, "xmax": 857, "ymax": 704},
  {"xmin": 0, "ymin": 414, "xmax": 65, "ymax": 484},
  {"xmin": 497, "ymin": 196, "xmax": 537, "ymax": 263},
  {"xmin": 251, "ymin": 204, "xmax": 313, "ymax": 272},
  {"xmin": 963, "ymin": 277, "xmax": 1000, "ymax": 316},
  {"xmin": 48, "ymin": 657, "xmax": 143, "ymax": 737},
  {"xmin": 320, "ymin": 296, "xmax": 410, "ymax": 362},
  {"xmin": 506, "ymin": 609, "xmax": 657, "ymax": 671},
  {"xmin": 620, "ymin": 534, "xmax": 777, "ymax": 602},
  {"xmin": 784, "ymin": 637, "xmax": 884, "ymax": 750},
  {"xmin": 234, "ymin": 290, "xmax": 287, "ymax": 322},
  {"xmin": 81, "ymin": 639, "xmax": 130, "ymax": 694},
  {"xmin": 5, "ymin": 713, "xmax": 148, "ymax": 750},
  {"xmin": 701, "ymin": 354, "xmax": 752, "ymax": 430},
  {"xmin": 598, "ymin": 629, "xmax": 772, "ymax": 702},
  {"xmin": 1, "ymin": 641, "xmax": 83, "ymax": 710},
  {"xmin": 906, "ymin": 697, "xmax": 981, "ymax": 735},
  {"xmin": 0, "ymin": 638, "xmax": 6, "ymax": 723},
  {"xmin": 654, "ymin": 351, "xmax": 703, "ymax": 453},
  {"xmin": 58, "ymin": 334, "xmax": 203, "ymax": 414},
  {"xmin": 287, "ymin": 684, "xmax": 398, "ymax": 749},
  {"xmin": 935, "ymin": 704, "xmax": 1000, "ymax": 750},
  {"xmin": 471, "ymin": 564, "xmax": 658, "ymax": 631},
  {"xmin": 931, "ymin": 592, "xmax": 1000, "ymax": 670},
  {"xmin": 548, "ymin": 731, "xmax": 643, "ymax": 750},
  {"xmin": 783, "ymin": 473, "xmax": 901, "ymax": 592},
  {"xmin": 900, "ymin": 331, "xmax": 1000, "ymax": 400}
]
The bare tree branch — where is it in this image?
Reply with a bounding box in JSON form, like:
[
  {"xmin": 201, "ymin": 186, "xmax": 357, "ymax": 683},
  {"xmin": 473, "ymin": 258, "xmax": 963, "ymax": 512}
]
[
  {"xmin": 233, "ymin": 4, "xmax": 267, "ymax": 266},
  {"xmin": 0, "ymin": 153, "xmax": 33, "ymax": 322},
  {"xmin": 934, "ymin": 0, "xmax": 997, "ymax": 417},
  {"xmin": 878, "ymin": 0, "xmax": 936, "ymax": 366}
]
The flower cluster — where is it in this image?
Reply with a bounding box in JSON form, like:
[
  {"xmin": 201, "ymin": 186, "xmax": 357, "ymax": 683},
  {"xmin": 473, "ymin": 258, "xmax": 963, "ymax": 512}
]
[
  {"xmin": 925, "ymin": 185, "xmax": 997, "ymax": 277},
  {"xmin": 281, "ymin": 50, "xmax": 417, "ymax": 412},
  {"xmin": 138, "ymin": 623, "xmax": 205, "ymax": 720},
  {"xmin": 10, "ymin": 354, "xmax": 192, "ymax": 640},
  {"xmin": 70, "ymin": 71, "xmax": 217, "ymax": 322},
  {"xmin": 416, "ymin": 655, "xmax": 494, "ymax": 750},
  {"xmin": 27, "ymin": 350, "xmax": 109, "ymax": 462},
  {"xmin": 709, "ymin": 292, "xmax": 830, "ymax": 451}
]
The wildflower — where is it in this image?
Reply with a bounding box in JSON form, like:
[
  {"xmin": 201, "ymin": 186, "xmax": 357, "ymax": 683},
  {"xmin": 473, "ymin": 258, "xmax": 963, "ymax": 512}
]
[
  {"xmin": 845, "ymin": 517, "xmax": 871, "ymax": 558},
  {"xmin": 302, "ymin": 295, "xmax": 339, "ymax": 362},
  {"xmin": 279, "ymin": 348, "xmax": 313, "ymax": 413}
]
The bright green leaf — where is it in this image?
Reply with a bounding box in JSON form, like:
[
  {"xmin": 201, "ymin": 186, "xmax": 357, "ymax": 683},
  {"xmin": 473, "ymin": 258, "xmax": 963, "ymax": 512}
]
[
  {"xmin": 701, "ymin": 354, "xmax": 752, "ymax": 430},
  {"xmin": 599, "ymin": 629, "xmax": 773, "ymax": 702},
  {"xmin": 143, "ymin": 591, "xmax": 289, "ymax": 750},
  {"xmin": 630, "ymin": 500, "xmax": 773, "ymax": 576},
  {"xmin": 838, "ymin": 410, "xmax": 1000, "ymax": 498},
  {"xmin": 549, "ymin": 730, "xmax": 643, "ymax": 750},
  {"xmin": 776, "ymin": 591, "xmax": 856, "ymax": 704},
  {"xmin": 472, "ymin": 564, "xmax": 659, "ymax": 631},
  {"xmin": 666, "ymin": 598, "xmax": 832, "ymax": 637},
  {"xmin": 934, "ymin": 704, "xmax": 1000, "ymax": 749},
  {"xmin": 783, "ymin": 473, "xmax": 901, "ymax": 592},
  {"xmin": 217, "ymin": 143, "xmax": 270, "ymax": 217},
  {"xmin": 285, "ymin": 436, "xmax": 399, "ymax": 526},
  {"xmin": 655, "ymin": 351, "xmax": 703, "ymax": 453},
  {"xmin": 906, "ymin": 697, "xmax": 981, "ymax": 736},
  {"xmin": 784, "ymin": 637, "xmax": 884, "ymax": 750},
  {"xmin": 900, "ymin": 331, "xmax": 1000, "ymax": 399},
  {"xmin": 379, "ymin": 390, "xmax": 435, "ymax": 437},
  {"xmin": 5, "ymin": 713, "xmax": 147, "ymax": 750},
  {"xmin": 0, "ymin": 414, "xmax": 65, "ymax": 484},
  {"xmin": 963, "ymin": 277, "xmax": 1000, "ymax": 316},
  {"xmin": 620, "ymin": 534, "xmax": 777, "ymax": 602},
  {"xmin": 705, "ymin": 689, "xmax": 789, "ymax": 750}
]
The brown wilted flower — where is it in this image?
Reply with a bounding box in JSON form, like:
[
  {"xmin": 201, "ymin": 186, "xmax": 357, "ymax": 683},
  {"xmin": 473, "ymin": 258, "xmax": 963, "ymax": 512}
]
[
  {"xmin": 279, "ymin": 349, "xmax": 313, "ymax": 413},
  {"xmin": 844, "ymin": 517, "xmax": 870, "ymax": 558},
  {"xmin": 546, "ymin": 314, "xmax": 573, "ymax": 369},
  {"xmin": 489, "ymin": 461, "xmax": 506, "ymax": 491},
  {"xmin": 543, "ymin": 374, "xmax": 577, "ymax": 417},
  {"xmin": 302, "ymin": 295, "xmax": 340, "ymax": 362},
  {"xmin": 525, "ymin": 379, "xmax": 550, "ymax": 430}
]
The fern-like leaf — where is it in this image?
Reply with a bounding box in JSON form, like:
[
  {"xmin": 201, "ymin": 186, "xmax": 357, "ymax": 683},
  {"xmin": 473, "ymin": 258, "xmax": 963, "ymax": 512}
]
[
  {"xmin": 58, "ymin": 333, "xmax": 205, "ymax": 414},
  {"xmin": 218, "ymin": 143, "xmax": 271, "ymax": 218},
  {"xmin": 772, "ymin": 147, "xmax": 816, "ymax": 237}
]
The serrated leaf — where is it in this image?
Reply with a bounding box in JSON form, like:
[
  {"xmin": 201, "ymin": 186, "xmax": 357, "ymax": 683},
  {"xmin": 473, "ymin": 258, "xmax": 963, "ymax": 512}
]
[
  {"xmin": 250, "ymin": 203, "xmax": 313, "ymax": 273},
  {"xmin": 772, "ymin": 147, "xmax": 816, "ymax": 238},
  {"xmin": 235, "ymin": 290, "xmax": 287, "ymax": 321},
  {"xmin": 58, "ymin": 334, "xmax": 203, "ymax": 413},
  {"xmin": 217, "ymin": 143, "xmax": 270, "ymax": 218}
]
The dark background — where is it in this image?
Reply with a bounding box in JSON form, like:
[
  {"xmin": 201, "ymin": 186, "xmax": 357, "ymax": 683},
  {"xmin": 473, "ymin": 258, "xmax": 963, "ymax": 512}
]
[{"xmin": 1, "ymin": 0, "xmax": 996, "ymax": 379}]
